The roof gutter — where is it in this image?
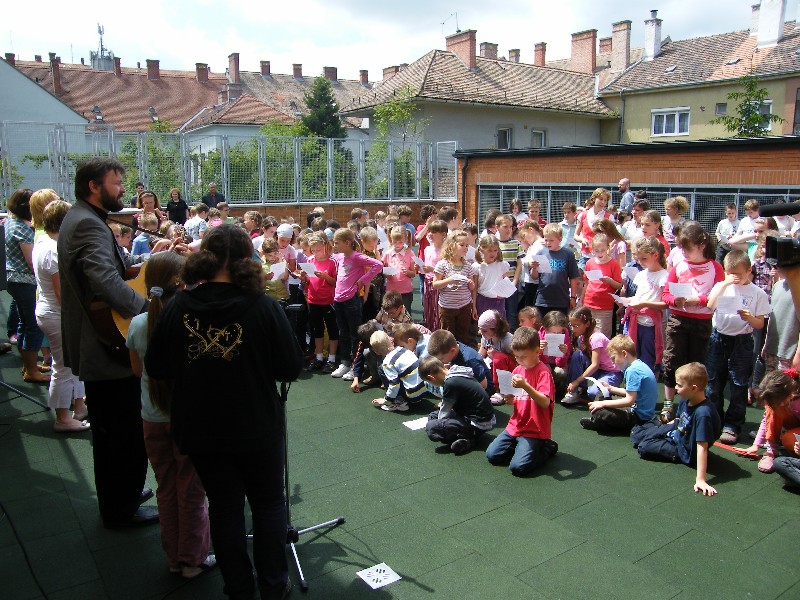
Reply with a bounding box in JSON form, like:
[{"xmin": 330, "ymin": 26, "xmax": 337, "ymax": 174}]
[
  {"xmin": 618, "ymin": 88, "xmax": 626, "ymax": 143},
  {"xmin": 460, "ymin": 156, "xmax": 469, "ymax": 220},
  {"xmin": 599, "ymin": 68, "xmax": 800, "ymax": 97}
]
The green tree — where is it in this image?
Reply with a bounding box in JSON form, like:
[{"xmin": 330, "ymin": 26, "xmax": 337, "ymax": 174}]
[
  {"xmin": 297, "ymin": 77, "xmax": 347, "ymax": 139},
  {"xmin": 710, "ymin": 75, "xmax": 785, "ymax": 137}
]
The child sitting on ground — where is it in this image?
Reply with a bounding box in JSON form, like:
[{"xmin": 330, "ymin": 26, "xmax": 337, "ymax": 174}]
[
  {"xmin": 370, "ymin": 326, "xmax": 428, "ymax": 412},
  {"xmin": 518, "ymin": 305, "xmax": 542, "ymax": 331},
  {"xmin": 427, "ymin": 329, "xmax": 490, "ymax": 391},
  {"xmin": 419, "ymin": 356, "xmax": 496, "ymax": 455},
  {"xmin": 630, "ymin": 362, "xmax": 721, "ymax": 496},
  {"xmin": 580, "ymin": 335, "xmax": 657, "ymax": 434},
  {"xmin": 485, "ymin": 327, "xmax": 558, "ymax": 476},
  {"xmin": 538, "ymin": 310, "xmax": 571, "ymax": 398},
  {"xmin": 477, "ymin": 310, "xmax": 516, "ymax": 406},
  {"xmin": 563, "ymin": 306, "xmax": 622, "ymax": 405},
  {"xmin": 349, "ymin": 322, "xmax": 382, "ymax": 394},
  {"xmin": 374, "ymin": 291, "xmax": 414, "ymax": 337}
]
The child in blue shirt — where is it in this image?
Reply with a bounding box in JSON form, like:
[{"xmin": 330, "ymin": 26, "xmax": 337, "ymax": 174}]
[
  {"xmin": 427, "ymin": 329, "xmax": 490, "ymax": 391},
  {"xmin": 131, "ymin": 213, "xmax": 158, "ymax": 256},
  {"xmin": 580, "ymin": 335, "xmax": 657, "ymax": 434}
]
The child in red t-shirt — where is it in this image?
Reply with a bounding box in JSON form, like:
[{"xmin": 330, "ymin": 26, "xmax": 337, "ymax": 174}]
[
  {"xmin": 581, "ymin": 234, "xmax": 623, "ymax": 339},
  {"xmin": 297, "ymin": 234, "xmax": 338, "ymax": 373}
]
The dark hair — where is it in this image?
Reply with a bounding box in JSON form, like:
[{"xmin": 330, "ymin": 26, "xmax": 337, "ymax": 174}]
[
  {"xmin": 438, "ymin": 206, "xmax": 458, "ymax": 223},
  {"xmin": 419, "ymin": 204, "xmax": 437, "ymax": 220},
  {"xmin": 382, "ymin": 290, "xmax": 404, "ymax": 310},
  {"xmin": 137, "ymin": 190, "xmax": 161, "ymax": 210},
  {"xmin": 483, "ymin": 208, "xmax": 502, "ymax": 230},
  {"xmin": 42, "ymin": 199, "xmax": 70, "ymax": 234},
  {"xmin": 392, "ymin": 323, "xmax": 421, "ymax": 343},
  {"xmin": 145, "ymin": 251, "xmax": 186, "ymax": 414},
  {"xmin": 310, "ymin": 217, "xmax": 327, "ymax": 231},
  {"xmin": 542, "ymin": 310, "xmax": 568, "ymax": 330},
  {"xmin": 634, "ymin": 190, "xmax": 648, "ymax": 200},
  {"xmin": 7, "ymin": 188, "xmax": 34, "ymax": 221},
  {"xmin": 569, "ymin": 305, "xmax": 596, "ymax": 357},
  {"xmin": 633, "ymin": 198, "xmax": 650, "ymax": 211},
  {"xmin": 74, "ymin": 157, "xmax": 125, "ymax": 202},
  {"xmin": 182, "ymin": 224, "xmax": 264, "ymax": 294},
  {"xmin": 427, "ymin": 329, "xmax": 458, "ymax": 356},
  {"xmin": 357, "ymin": 321, "xmax": 380, "ymax": 343},
  {"xmin": 756, "ymin": 369, "xmax": 799, "ymax": 409},
  {"xmin": 677, "ymin": 220, "xmax": 715, "ymax": 259},
  {"xmin": 510, "ymin": 326, "xmax": 540, "ymax": 352},
  {"xmin": 419, "ymin": 355, "xmax": 446, "ymax": 379},
  {"xmin": 306, "ymin": 211, "xmax": 321, "ymax": 228}
]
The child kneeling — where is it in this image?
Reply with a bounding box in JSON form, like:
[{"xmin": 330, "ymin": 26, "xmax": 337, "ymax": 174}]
[
  {"xmin": 580, "ymin": 335, "xmax": 658, "ymax": 434},
  {"xmin": 370, "ymin": 325, "xmax": 428, "ymax": 412},
  {"xmin": 485, "ymin": 327, "xmax": 558, "ymax": 476},
  {"xmin": 630, "ymin": 362, "xmax": 721, "ymax": 496},
  {"xmin": 419, "ymin": 357, "xmax": 496, "ymax": 454}
]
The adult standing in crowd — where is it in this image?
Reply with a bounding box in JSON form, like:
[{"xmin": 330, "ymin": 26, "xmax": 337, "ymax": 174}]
[
  {"xmin": 165, "ymin": 187, "xmax": 189, "ymax": 225},
  {"xmin": 202, "ymin": 182, "xmax": 225, "ymax": 209},
  {"xmin": 59, "ymin": 157, "xmax": 159, "ymax": 528},
  {"xmin": 146, "ymin": 225, "xmax": 302, "ymax": 600},
  {"xmin": 618, "ymin": 178, "xmax": 635, "ymax": 212}
]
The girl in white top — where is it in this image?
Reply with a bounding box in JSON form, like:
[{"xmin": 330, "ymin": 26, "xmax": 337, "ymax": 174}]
[{"xmin": 473, "ymin": 234, "xmax": 508, "ymax": 317}]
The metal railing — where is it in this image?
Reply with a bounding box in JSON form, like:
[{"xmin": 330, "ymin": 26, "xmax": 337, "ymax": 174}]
[{"xmin": 0, "ymin": 121, "xmax": 458, "ymax": 206}]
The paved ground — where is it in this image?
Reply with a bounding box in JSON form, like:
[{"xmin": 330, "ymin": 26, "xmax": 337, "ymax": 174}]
[{"xmin": 1, "ymin": 294, "xmax": 799, "ymax": 600}]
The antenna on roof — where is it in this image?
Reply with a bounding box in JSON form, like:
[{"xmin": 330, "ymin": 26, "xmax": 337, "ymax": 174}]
[
  {"xmin": 441, "ymin": 12, "xmax": 459, "ymax": 37},
  {"xmin": 97, "ymin": 23, "xmax": 105, "ymax": 54}
]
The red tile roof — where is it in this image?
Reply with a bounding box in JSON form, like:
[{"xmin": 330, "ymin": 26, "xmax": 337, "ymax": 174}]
[{"xmin": 183, "ymin": 93, "xmax": 293, "ymax": 130}]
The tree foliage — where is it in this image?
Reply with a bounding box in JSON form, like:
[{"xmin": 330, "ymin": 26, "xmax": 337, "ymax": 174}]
[
  {"xmin": 710, "ymin": 75, "xmax": 785, "ymax": 137},
  {"xmin": 371, "ymin": 85, "xmax": 430, "ymax": 142},
  {"xmin": 297, "ymin": 77, "xmax": 347, "ymax": 139}
]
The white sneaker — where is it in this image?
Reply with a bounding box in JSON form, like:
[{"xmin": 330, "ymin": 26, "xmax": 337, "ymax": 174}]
[
  {"xmin": 181, "ymin": 554, "xmax": 217, "ymax": 579},
  {"xmin": 561, "ymin": 392, "xmax": 581, "ymax": 405},
  {"xmin": 331, "ymin": 364, "xmax": 349, "ymax": 378},
  {"xmin": 341, "ymin": 368, "xmax": 355, "ymax": 381}
]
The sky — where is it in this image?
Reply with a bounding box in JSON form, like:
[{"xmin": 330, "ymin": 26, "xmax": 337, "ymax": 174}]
[{"xmin": 5, "ymin": 1, "xmax": 800, "ymax": 80}]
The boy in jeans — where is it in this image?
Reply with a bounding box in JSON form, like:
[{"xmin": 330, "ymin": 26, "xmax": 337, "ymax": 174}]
[
  {"xmin": 370, "ymin": 326, "xmax": 427, "ymax": 412},
  {"xmin": 419, "ymin": 356, "xmax": 496, "ymax": 455},
  {"xmin": 485, "ymin": 327, "xmax": 558, "ymax": 476},
  {"xmin": 580, "ymin": 335, "xmax": 657, "ymax": 434},
  {"xmin": 530, "ymin": 223, "xmax": 580, "ymax": 319},
  {"xmin": 631, "ymin": 362, "xmax": 721, "ymax": 496}
]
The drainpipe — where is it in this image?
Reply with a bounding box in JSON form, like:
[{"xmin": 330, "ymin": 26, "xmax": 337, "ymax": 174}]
[
  {"xmin": 618, "ymin": 89, "xmax": 626, "ymax": 143},
  {"xmin": 460, "ymin": 157, "xmax": 469, "ymax": 220}
]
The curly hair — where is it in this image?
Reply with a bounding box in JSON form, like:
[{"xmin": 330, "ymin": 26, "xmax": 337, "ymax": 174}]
[{"xmin": 183, "ymin": 224, "xmax": 264, "ymax": 295}]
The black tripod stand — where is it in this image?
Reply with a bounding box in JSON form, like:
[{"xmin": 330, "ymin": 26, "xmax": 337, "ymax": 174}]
[{"xmin": 247, "ymin": 381, "xmax": 345, "ymax": 592}]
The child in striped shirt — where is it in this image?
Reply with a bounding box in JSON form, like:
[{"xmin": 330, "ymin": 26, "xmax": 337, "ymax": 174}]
[{"xmin": 370, "ymin": 325, "xmax": 428, "ymax": 412}]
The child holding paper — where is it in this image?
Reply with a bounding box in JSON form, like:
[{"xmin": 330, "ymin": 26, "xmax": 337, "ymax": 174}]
[
  {"xmin": 433, "ymin": 230, "xmax": 477, "ymax": 344},
  {"xmin": 581, "ymin": 234, "xmax": 623, "ymax": 339},
  {"xmin": 563, "ymin": 306, "xmax": 622, "ymax": 405},
  {"xmin": 704, "ymin": 250, "xmax": 769, "ymax": 444},
  {"xmin": 477, "ymin": 310, "xmax": 516, "ymax": 406},
  {"xmin": 298, "ymin": 234, "xmax": 338, "ymax": 372},
  {"xmin": 485, "ymin": 327, "xmax": 558, "ymax": 476},
  {"xmin": 580, "ymin": 335, "xmax": 658, "ymax": 434},
  {"xmin": 661, "ymin": 222, "xmax": 724, "ymax": 421},
  {"xmin": 538, "ymin": 310, "xmax": 571, "ymax": 397},
  {"xmin": 382, "ymin": 226, "xmax": 417, "ymax": 312},
  {"xmin": 260, "ymin": 238, "xmax": 289, "ymax": 301},
  {"xmin": 530, "ymin": 223, "xmax": 580, "ymax": 319},
  {"xmin": 473, "ymin": 234, "xmax": 509, "ymax": 317}
]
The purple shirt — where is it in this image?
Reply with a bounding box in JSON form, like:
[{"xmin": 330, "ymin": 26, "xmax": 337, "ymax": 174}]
[{"xmin": 333, "ymin": 251, "xmax": 382, "ymax": 302}]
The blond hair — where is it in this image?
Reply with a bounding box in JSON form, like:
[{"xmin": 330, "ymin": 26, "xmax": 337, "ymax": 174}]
[
  {"xmin": 606, "ymin": 334, "xmax": 636, "ymax": 357},
  {"xmin": 441, "ymin": 229, "xmax": 468, "ymax": 262}
]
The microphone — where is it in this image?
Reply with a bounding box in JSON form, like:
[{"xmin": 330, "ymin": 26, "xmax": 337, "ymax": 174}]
[{"xmin": 759, "ymin": 202, "xmax": 800, "ymax": 218}]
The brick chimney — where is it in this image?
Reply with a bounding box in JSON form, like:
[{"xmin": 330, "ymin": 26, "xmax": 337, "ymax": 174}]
[
  {"xmin": 360, "ymin": 69, "xmax": 369, "ymax": 85},
  {"xmin": 4, "ymin": 53, "xmax": 15, "ymax": 67},
  {"xmin": 508, "ymin": 49, "xmax": 520, "ymax": 63},
  {"xmin": 480, "ymin": 42, "xmax": 498, "ymax": 60},
  {"xmin": 146, "ymin": 59, "xmax": 160, "ymax": 80},
  {"xmin": 323, "ymin": 66, "xmax": 338, "ymax": 82},
  {"xmin": 35, "ymin": 54, "xmax": 42, "ymax": 62},
  {"xmin": 599, "ymin": 37, "xmax": 612, "ymax": 54},
  {"xmin": 50, "ymin": 54, "xmax": 62, "ymax": 95},
  {"xmin": 757, "ymin": 0, "xmax": 786, "ymax": 47},
  {"xmin": 570, "ymin": 29, "xmax": 597, "ymax": 74},
  {"xmin": 196, "ymin": 62, "xmax": 209, "ymax": 83},
  {"xmin": 260, "ymin": 60, "xmax": 271, "ymax": 77},
  {"xmin": 228, "ymin": 52, "xmax": 240, "ymax": 83},
  {"xmin": 445, "ymin": 29, "xmax": 477, "ymax": 70},
  {"xmin": 751, "ymin": 3, "xmax": 760, "ymax": 35},
  {"xmin": 382, "ymin": 65, "xmax": 399, "ymax": 80},
  {"xmin": 611, "ymin": 20, "xmax": 631, "ymax": 72},
  {"xmin": 293, "ymin": 63, "xmax": 303, "ymax": 79},
  {"xmin": 114, "ymin": 56, "xmax": 122, "ymax": 76},
  {"xmin": 644, "ymin": 10, "xmax": 662, "ymax": 61},
  {"xmin": 533, "ymin": 43, "xmax": 546, "ymax": 66}
]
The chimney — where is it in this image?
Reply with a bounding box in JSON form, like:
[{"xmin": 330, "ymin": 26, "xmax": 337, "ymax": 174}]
[
  {"xmin": 533, "ymin": 43, "xmax": 547, "ymax": 66},
  {"xmin": 323, "ymin": 66, "xmax": 338, "ymax": 81},
  {"xmin": 360, "ymin": 69, "xmax": 369, "ymax": 85},
  {"xmin": 50, "ymin": 54, "xmax": 62, "ymax": 95},
  {"xmin": 260, "ymin": 60, "xmax": 271, "ymax": 77},
  {"xmin": 480, "ymin": 42, "xmax": 498, "ymax": 60},
  {"xmin": 196, "ymin": 62, "xmax": 209, "ymax": 83},
  {"xmin": 4, "ymin": 53, "xmax": 15, "ymax": 67},
  {"xmin": 228, "ymin": 52, "xmax": 240, "ymax": 83},
  {"xmin": 751, "ymin": 3, "xmax": 761, "ymax": 35},
  {"xmin": 114, "ymin": 56, "xmax": 122, "ymax": 76},
  {"xmin": 570, "ymin": 29, "xmax": 597, "ymax": 74},
  {"xmin": 445, "ymin": 29, "xmax": 477, "ymax": 70},
  {"xmin": 508, "ymin": 48, "xmax": 520, "ymax": 63},
  {"xmin": 644, "ymin": 10, "xmax": 662, "ymax": 61},
  {"xmin": 611, "ymin": 20, "xmax": 632, "ymax": 71},
  {"xmin": 293, "ymin": 63, "xmax": 303, "ymax": 79},
  {"xmin": 599, "ymin": 37, "xmax": 612, "ymax": 54},
  {"xmin": 382, "ymin": 65, "xmax": 399, "ymax": 80},
  {"xmin": 81, "ymin": 57, "xmax": 85, "ymax": 65},
  {"xmin": 35, "ymin": 55, "xmax": 42, "ymax": 62},
  {"xmin": 757, "ymin": 0, "xmax": 786, "ymax": 47},
  {"xmin": 146, "ymin": 59, "xmax": 160, "ymax": 80}
]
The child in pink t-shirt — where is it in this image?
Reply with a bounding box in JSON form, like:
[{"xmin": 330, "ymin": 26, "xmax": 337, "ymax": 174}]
[
  {"xmin": 562, "ymin": 306, "xmax": 622, "ymax": 404},
  {"xmin": 297, "ymin": 234, "xmax": 338, "ymax": 373},
  {"xmin": 581, "ymin": 234, "xmax": 623, "ymax": 340},
  {"xmin": 382, "ymin": 226, "xmax": 418, "ymax": 313}
]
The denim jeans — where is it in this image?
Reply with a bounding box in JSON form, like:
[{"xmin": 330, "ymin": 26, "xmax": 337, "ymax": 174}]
[
  {"xmin": 705, "ymin": 330, "xmax": 753, "ymax": 434},
  {"xmin": 333, "ymin": 295, "xmax": 363, "ymax": 367},
  {"xmin": 486, "ymin": 430, "xmax": 551, "ymax": 476},
  {"xmin": 567, "ymin": 350, "xmax": 623, "ymax": 398},
  {"xmin": 6, "ymin": 282, "xmax": 43, "ymax": 351},
  {"xmin": 774, "ymin": 456, "xmax": 800, "ymax": 488}
]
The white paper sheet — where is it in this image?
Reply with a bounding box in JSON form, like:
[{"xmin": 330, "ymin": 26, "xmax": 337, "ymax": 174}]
[
  {"xmin": 585, "ymin": 376, "xmax": 611, "ymax": 397},
  {"xmin": 269, "ymin": 262, "xmax": 286, "ymax": 278},
  {"xmin": 450, "ymin": 272, "xmax": 469, "ymax": 282},
  {"xmin": 356, "ymin": 563, "xmax": 402, "ymax": 590},
  {"xmin": 497, "ymin": 369, "xmax": 525, "ymax": 397},
  {"xmin": 611, "ymin": 294, "xmax": 630, "ymax": 306},
  {"xmin": 543, "ymin": 333, "xmax": 564, "ymax": 358},
  {"xmin": 530, "ymin": 258, "xmax": 552, "ymax": 273},
  {"xmin": 489, "ymin": 277, "xmax": 518, "ymax": 299},
  {"xmin": 623, "ymin": 266, "xmax": 640, "ymax": 281},
  {"xmin": 412, "ymin": 255, "xmax": 424, "ymax": 268},
  {"xmin": 402, "ymin": 417, "xmax": 429, "ymax": 431},
  {"xmin": 299, "ymin": 262, "xmax": 317, "ymax": 276},
  {"xmin": 715, "ymin": 295, "xmax": 743, "ymax": 315},
  {"xmin": 584, "ymin": 269, "xmax": 604, "ymax": 281},
  {"xmin": 382, "ymin": 266, "xmax": 399, "ymax": 276},
  {"xmin": 668, "ymin": 282, "xmax": 693, "ymax": 298}
]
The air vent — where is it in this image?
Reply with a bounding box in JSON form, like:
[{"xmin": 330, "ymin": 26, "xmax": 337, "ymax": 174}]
[
  {"xmin": 664, "ymin": 65, "xmax": 677, "ymax": 73},
  {"xmin": 726, "ymin": 57, "xmax": 740, "ymax": 65}
]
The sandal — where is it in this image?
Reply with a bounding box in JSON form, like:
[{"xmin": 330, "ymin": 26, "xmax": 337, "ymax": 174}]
[{"xmin": 758, "ymin": 453, "xmax": 775, "ymax": 473}]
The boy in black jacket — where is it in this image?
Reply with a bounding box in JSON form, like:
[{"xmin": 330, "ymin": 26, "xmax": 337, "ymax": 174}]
[{"xmin": 419, "ymin": 356, "xmax": 496, "ymax": 454}]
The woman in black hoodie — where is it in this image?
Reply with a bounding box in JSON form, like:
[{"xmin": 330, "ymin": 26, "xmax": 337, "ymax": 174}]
[{"xmin": 146, "ymin": 224, "xmax": 302, "ymax": 600}]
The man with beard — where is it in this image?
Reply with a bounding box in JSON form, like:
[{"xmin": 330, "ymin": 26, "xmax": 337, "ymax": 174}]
[{"xmin": 58, "ymin": 157, "xmax": 160, "ymax": 528}]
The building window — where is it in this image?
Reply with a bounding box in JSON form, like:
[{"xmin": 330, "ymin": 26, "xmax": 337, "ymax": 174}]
[
  {"xmin": 759, "ymin": 100, "xmax": 773, "ymax": 131},
  {"xmin": 651, "ymin": 107, "xmax": 690, "ymax": 137},
  {"xmin": 497, "ymin": 127, "xmax": 513, "ymax": 149},
  {"xmin": 531, "ymin": 130, "xmax": 546, "ymax": 148},
  {"xmin": 715, "ymin": 103, "xmax": 727, "ymax": 116}
]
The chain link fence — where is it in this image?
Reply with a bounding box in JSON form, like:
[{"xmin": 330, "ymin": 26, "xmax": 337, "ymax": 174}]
[{"xmin": 0, "ymin": 121, "xmax": 458, "ymax": 207}]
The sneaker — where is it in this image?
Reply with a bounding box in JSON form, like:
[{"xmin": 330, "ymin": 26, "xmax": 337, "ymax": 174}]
[
  {"xmin": 306, "ymin": 359, "xmax": 325, "ymax": 371},
  {"xmin": 561, "ymin": 392, "xmax": 582, "ymax": 405},
  {"xmin": 543, "ymin": 439, "xmax": 559, "ymax": 457},
  {"xmin": 719, "ymin": 428, "xmax": 738, "ymax": 444},
  {"xmin": 321, "ymin": 361, "xmax": 336, "ymax": 373},
  {"xmin": 341, "ymin": 368, "xmax": 355, "ymax": 381},
  {"xmin": 181, "ymin": 554, "xmax": 217, "ymax": 579},
  {"xmin": 450, "ymin": 438, "xmax": 473, "ymax": 455},
  {"xmin": 579, "ymin": 417, "xmax": 598, "ymax": 431},
  {"xmin": 490, "ymin": 392, "xmax": 505, "ymax": 406},
  {"xmin": 331, "ymin": 364, "xmax": 349, "ymax": 378},
  {"xmin": 380, "ymin": 400, "xmax": 409, "ymax": 412}
]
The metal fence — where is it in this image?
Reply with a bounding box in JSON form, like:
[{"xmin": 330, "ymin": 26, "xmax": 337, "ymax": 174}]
[
  {"xmin": 477, "ymin": 184, "xmax": 800, "ymax": 234},
  {"xmin": 0, "ymin": 121, "xmax": 458, "ymax": 206}
]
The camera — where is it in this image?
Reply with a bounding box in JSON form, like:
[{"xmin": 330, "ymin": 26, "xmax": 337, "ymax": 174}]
[{"xmin": 766, "ymin": 236, "xmax": 800, "ymax": 268}]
